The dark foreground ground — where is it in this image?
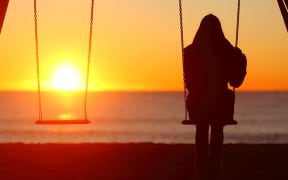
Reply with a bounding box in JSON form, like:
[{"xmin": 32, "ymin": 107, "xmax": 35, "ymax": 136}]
[{"xmin": 0, "ymin": 143, "xmax": 288, "ymax": 180}]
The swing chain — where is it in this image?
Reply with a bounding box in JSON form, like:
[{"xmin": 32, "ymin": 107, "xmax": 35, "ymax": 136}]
[
  {"xmin": 235, "ymin": 0, "xmax": 241, "ymax": 48},
  {"xmin": 34, "ymin": 0, "xmax": 42, "ymax": 121},
  {"xmin": 178, "ymin": 0, "xmax": 188, "ymax": 121},
  {"xmin": 233, "ymin": 0, "xmax": 241, "ymax": 92},
  {"xmin": 33, "ymin": 0, "xmax": 94, "ymax": 122},
  {"xmin": 84, "ymin": 0, "xmax": 95, "ymax": 120}
]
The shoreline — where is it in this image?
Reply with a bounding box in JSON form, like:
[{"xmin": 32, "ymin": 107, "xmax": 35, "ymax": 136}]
[{"xmin": 0, "ymin": 143, "xmax": 288, "ymax": 180}]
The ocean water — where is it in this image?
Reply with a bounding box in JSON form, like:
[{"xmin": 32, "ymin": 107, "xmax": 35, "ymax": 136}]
[{"xmin": 0, "ymin": 91, "xmax": 287, "ymax": 144}]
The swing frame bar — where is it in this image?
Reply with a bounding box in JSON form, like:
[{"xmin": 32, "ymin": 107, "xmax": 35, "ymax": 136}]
[
  {"xmin": 0, "ymin": 0, "xmax": 9, "ymax": 34},
  {"xmin": 277, "ymin": 0, "xmax": 288, "ymax": 31}
]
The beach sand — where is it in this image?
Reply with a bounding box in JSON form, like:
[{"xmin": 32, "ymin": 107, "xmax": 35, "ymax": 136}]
[{"xmin": 0, "ymin": 143, "xmax": 288, "ymax": 180}]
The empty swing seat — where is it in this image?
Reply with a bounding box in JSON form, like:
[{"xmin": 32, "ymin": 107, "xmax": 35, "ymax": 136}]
[{"xmin": 35, "ymin": 119, "xmax": 90, "ymax": 125}]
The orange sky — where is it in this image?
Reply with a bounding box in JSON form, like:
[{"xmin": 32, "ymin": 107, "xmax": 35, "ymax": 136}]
[{"xmin": 0, "ymin": 0, "xmax": 287, "ymax": 91}]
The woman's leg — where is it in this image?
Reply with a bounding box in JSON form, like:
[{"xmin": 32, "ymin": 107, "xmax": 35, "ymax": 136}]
[
  {"xmin": 210, "ymin": 124, "xmax": 224, "ymax": 178},
  {"xmin": 195, "ymin": 123, "xmax": 209, "ymax": 179}
]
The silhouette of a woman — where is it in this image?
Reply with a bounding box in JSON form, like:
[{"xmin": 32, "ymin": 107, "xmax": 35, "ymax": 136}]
[{"xmin": 184, "ymin": 14, "xmax": 245, "ymax": 179}]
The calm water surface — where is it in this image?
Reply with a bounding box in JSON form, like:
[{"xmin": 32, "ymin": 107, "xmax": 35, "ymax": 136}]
[{"xmin": 0, "ymin": 91, "xmax": 287, "ymax": 143}]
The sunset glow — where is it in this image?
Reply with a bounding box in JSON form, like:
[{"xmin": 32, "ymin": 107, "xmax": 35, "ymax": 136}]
[
  {"xmin": 0, "ymin": 1, "xmax": 287, "ymax": 91},
  {"xmin": 51, "ymin": 64, "xmax": 83, "ymax": 91}
]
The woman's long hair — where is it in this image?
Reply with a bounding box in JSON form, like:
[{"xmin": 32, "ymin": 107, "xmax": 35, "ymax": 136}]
[{"xmin": 192, "ymin": 14, "xmax": 231, "ymax": 54}]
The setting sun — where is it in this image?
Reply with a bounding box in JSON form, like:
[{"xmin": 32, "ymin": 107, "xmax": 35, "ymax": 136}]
[{"xmin": 51, "ymin": 64, "xmax": 83, "ymax": 91}]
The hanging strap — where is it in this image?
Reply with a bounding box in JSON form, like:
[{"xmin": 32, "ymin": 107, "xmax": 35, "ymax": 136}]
[{"xmin": 178, "ymin": 0, "xmax": 188, "ymax": 121}]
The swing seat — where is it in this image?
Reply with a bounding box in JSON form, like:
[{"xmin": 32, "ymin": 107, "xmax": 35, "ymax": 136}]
[
  {"xmin": 35, "ymin": 119, "xmax": 90, "ymax": 125},
  {"xmin": 182, "ymin": 119, "xmax": 237, "ymax": 125},
  {"xmin": 182, "ymin": 119, "xmax": 197, "ymax": 125}
]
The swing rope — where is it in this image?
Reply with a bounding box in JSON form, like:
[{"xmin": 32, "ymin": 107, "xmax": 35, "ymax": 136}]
[
  {"xmin": 178, "ymin": 0, "xmax": 188, "ymax": 122},
  {"xmin": 34, "ymin": 0, "xmax": 94, "ymax": 124}
]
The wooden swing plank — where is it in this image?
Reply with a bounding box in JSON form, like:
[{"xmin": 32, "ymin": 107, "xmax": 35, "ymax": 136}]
[{"xmin": 35, "ymin": 119, "xmax": 90, "ymax": 125}]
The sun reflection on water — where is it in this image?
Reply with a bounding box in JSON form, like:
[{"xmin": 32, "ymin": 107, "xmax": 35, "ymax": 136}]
[{"xmin": 58, "ymin": 113, "xmax": 77, "ymax": 120}]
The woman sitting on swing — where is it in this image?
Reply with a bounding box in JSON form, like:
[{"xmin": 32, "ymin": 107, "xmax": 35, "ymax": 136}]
[{"xmin": 184, "ymin": 14, "xmax": 246, "ymax": 179}]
